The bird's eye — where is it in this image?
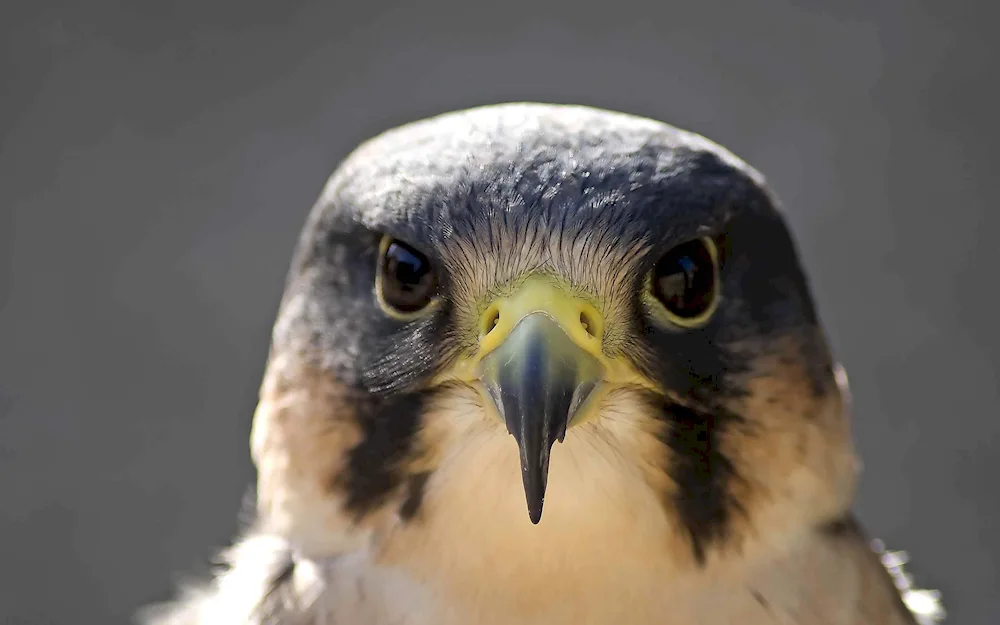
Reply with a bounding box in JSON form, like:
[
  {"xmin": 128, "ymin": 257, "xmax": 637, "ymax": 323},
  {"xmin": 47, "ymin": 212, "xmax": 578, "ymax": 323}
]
[
  {"xmin": 650, "ymin": 237, "xmax": 720, "ymax": 327},
  {"xmin": 376, "ymin": 236, "xmax": 437, "ymax": 316}
]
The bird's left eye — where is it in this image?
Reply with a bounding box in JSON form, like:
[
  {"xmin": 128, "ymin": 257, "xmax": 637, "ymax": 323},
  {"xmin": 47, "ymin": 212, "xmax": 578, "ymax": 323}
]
[
  {"xmin": 376, "ymin": 236, "xmax": 438, "ymax": 316},
  {"xmin": 649, "ymin": 237, "xmax": 720, "ymax": 328}
]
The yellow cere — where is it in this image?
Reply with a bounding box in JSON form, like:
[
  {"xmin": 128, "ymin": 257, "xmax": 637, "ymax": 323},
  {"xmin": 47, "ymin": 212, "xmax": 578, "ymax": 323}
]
[{"xmin": 437, "ymin": 274, "xmax": 660, "ymax": 423}]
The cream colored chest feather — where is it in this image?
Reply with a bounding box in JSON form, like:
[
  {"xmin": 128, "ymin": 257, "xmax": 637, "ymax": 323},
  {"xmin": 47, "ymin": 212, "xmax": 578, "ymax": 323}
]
[
  {"xmin": 300, "ymin": 535, "xmax": 896, "ymax": 625},
  {"xmin": 285, "ymin": 429, "xmax": 896, "ymax": 625}
]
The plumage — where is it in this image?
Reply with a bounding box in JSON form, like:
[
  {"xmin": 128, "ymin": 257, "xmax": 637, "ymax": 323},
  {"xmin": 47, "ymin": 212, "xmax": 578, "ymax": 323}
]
[{"xmin": 142, "ymin": 103, "xmax": 944, "ymax": 625}]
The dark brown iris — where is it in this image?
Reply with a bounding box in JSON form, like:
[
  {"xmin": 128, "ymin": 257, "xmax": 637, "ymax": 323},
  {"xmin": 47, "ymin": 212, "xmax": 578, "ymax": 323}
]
[
  {"xmin": 652, "ymin": 238, "xmax": 718, "ymax": 323},
  {"xmin": 379, "ymin": 239, "xmax": 436, "ymax": 314}
]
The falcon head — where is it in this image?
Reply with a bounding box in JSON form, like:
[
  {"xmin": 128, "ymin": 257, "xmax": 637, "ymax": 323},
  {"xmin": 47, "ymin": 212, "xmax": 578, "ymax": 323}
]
[{"xmin": 252, "ymin": 103, "xmax": 858, "ymax": 566}]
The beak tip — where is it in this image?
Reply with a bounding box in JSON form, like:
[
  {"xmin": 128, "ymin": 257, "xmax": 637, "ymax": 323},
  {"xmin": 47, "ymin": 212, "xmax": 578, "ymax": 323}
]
[{"xmin": 521, "ymin": 463, "xmax": 548, "ymax": 526}]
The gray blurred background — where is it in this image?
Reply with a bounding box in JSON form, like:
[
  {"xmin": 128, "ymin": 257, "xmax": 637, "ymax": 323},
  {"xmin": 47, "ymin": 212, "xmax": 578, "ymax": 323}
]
[{"xmin": 1, "ymin": 0, "xmax": 997, "ymax": 623}]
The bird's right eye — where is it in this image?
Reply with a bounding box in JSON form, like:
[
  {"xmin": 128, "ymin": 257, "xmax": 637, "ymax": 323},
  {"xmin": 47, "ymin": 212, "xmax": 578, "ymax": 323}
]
[{"xmin": 376, "ymin": 236, "xmax": 438, "ymax": 317}]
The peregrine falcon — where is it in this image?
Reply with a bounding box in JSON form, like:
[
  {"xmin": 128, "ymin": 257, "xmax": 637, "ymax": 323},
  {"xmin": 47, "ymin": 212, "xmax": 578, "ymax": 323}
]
[{"xmin": 144, "ymin": 103, "xmax": 943, "ymax": 625}]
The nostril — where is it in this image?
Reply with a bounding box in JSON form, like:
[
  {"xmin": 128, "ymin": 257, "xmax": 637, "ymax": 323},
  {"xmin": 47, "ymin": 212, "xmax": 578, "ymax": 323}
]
[
  {"xmin": 483, "ymin": 308, "xmax": 501, "ymax": 337},
  {"xmin": 580, "ymin": 311, "xmax": 597, "ymax": 338}
]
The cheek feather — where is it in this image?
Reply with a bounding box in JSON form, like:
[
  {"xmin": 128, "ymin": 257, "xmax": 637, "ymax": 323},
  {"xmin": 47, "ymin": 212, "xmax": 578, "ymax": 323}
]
[
  {"xmin": 395, "ymin": 383, "xmax": 488, "ymax": 521},
  {"xmin": 251, "ymin": 353, "xmax": 371, "ymax": 555},
  {"xmin": 609, "ymin": 330, "xmax": 857, "ymax": 568},
  {"xmin": 338, "ymin": 392, "xmax": 425, "ymax": 518},
  {"xmin": 654, "ymin": 398, "xmax": 744, "ymax": 565},
  {"xmin": 714, "ymin": 333, "xmax": 859, "ymax": 557},
  {"xmin": 251, "ymin": 354, "xmax": 441, "ymax": 555}
]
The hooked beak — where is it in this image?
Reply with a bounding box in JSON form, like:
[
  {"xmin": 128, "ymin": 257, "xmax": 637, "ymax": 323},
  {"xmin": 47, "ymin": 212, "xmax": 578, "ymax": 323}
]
[{"xmin": 473, "ymin": 276, "xmax": 604, "ymax": 524}]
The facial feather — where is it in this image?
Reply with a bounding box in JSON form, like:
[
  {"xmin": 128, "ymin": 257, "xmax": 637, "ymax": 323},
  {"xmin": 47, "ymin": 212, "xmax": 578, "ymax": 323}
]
[{"xmin": 251, "ymin": 104, "xmax": 857, "ymax": 567}]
